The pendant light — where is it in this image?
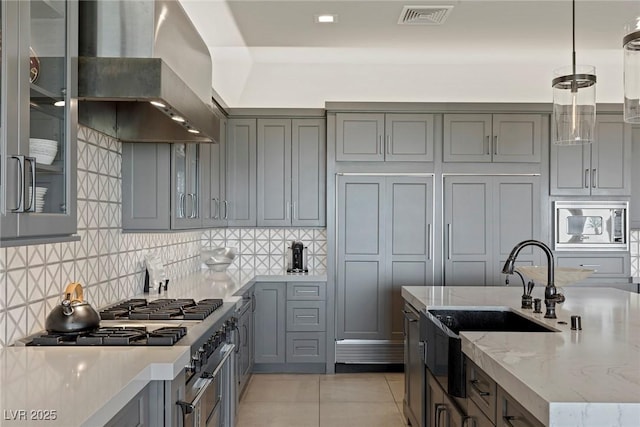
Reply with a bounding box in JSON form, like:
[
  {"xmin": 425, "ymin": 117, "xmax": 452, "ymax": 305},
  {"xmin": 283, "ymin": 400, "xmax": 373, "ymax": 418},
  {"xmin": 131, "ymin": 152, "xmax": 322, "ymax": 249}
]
[
  {"xmin": 623, "ymin": 18, "xmax": 640, "ymax": 123},
  {"xmin": 552, "ymin": 0, "xmax": 597, "ymax": 145}
]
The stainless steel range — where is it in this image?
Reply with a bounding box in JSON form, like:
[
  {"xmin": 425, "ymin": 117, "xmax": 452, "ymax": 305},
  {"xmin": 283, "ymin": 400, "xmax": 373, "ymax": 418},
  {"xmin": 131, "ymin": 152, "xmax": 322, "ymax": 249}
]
[{"xmin": 18, "ymin": 297, "xmax": 237, "ymax": 427}]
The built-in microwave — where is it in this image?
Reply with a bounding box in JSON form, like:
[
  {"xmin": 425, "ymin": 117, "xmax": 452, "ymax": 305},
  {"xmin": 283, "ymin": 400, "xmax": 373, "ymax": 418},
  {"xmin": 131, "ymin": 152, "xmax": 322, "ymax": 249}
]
[{"xmin": 554, "ymin": 201, "xmax": 628, "ymax": 251}]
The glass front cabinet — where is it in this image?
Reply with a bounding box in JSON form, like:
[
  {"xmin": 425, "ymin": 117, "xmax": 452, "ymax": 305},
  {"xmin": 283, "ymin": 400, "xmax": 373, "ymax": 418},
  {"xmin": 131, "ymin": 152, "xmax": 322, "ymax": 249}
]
[{"xmin": 1, "ymin": 0, "xmax": 77, "ymax": 245}]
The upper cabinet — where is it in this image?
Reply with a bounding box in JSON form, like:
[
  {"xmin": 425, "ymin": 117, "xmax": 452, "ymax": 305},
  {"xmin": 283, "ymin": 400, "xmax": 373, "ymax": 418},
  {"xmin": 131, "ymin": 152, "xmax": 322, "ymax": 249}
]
[
  {"xmin": 550, "ymin": 115, "xmax": 631, "ymax": 196},
  {"xmin": 1, "ymin": 0, "xmax": 78, "ymax": 244},
  {"xmin": 226, "ymin": 118, "xmax": 257, "ymax": 227},
  {"xmin": 336, "ymin": 113, "xmax": 434, "ymax": 162},
  {"xmin": 257, "ymin": 118, "xmax": 326, "ymax": 227},
  {"xmin": 201, "ymin": 117, "xmax": 228, "ymax": 228},
  {"xmin": 443, "ymin": 114, "xmax": 542, "ymax": 163},
  {"xmin": 171, "ymin": 143, "xmax": 202, "ymax": 229}
]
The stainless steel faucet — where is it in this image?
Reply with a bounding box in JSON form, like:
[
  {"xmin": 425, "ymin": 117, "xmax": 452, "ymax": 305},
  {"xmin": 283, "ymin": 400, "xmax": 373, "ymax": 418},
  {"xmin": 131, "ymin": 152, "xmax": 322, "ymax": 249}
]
[{"xmin": 501, "ymin": 239, "xmax": 564, "ymax": 319}]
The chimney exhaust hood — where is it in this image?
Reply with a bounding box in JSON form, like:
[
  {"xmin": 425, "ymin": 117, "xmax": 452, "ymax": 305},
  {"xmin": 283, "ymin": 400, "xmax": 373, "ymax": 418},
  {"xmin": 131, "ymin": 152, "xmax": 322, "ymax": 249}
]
[{"xmin": 78, "ymin": 0, "xmax": 221, "ymax": 143}]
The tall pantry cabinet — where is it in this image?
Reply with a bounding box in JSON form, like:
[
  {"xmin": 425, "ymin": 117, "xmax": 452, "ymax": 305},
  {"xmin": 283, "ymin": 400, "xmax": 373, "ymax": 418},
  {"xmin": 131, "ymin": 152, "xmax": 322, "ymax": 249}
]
[{"xmin": 336, "ymin": 175, "xmax": 434, "ymax": 343}]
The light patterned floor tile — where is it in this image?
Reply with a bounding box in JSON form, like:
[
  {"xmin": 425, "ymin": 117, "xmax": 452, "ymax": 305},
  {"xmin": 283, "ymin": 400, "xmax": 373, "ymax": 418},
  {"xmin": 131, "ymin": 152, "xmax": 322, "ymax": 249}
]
[
  {"xmin": 320, "ymin": 376, "xmax": 395, "ymax": 402},
  {"xmin": 319, "ymin": 402, "xmax": 404, "ymax": 427},
  {"xmin": 387, "ymin": 380, "xmax": 404, "ymax": 403},
  {"xmin": 243, "ymin": 377, "xmax": 319, "ymax": 402},
  {"xmin": 236, "ymin": 402, "xmax": 318, "ymax": 427}
]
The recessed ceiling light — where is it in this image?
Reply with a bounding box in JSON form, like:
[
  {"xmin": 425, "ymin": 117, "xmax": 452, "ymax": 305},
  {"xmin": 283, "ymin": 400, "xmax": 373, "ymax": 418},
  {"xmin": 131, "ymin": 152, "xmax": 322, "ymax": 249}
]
[
  {"xmin": 54, "ymin": 100, "xmax": 65, "ymax": 107},
  {"xmin": 315, "ymin": 14, "xmax": 337, "ymax": 24},
  {"xmin": 171, "ymin": 115, "xmax": 185, "ymax": 123},
  {"xmin": 188, "ymin": 129, "xmax": 200, "ymax": 134},
  {"xmin": 150, "ymin": 100, "xmax": 166, "ymax": 108}
]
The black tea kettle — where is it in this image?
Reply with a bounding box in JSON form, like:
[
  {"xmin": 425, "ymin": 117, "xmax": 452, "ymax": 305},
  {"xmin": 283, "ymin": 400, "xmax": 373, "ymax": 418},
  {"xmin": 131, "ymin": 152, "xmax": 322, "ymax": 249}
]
[{"xmin": 45, "ymin": 282, "xmax": 101, "ymax": 334}]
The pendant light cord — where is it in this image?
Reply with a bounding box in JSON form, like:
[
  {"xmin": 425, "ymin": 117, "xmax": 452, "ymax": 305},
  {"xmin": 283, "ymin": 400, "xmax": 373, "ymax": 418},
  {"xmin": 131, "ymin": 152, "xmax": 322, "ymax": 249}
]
[{"xmin": 572, "ymin": 0, "xmax": 577, "ymax": 92}]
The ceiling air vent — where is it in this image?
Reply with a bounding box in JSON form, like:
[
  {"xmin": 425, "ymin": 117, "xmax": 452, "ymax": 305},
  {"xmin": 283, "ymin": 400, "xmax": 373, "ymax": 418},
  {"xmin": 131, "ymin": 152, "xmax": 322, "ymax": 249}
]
[{"xmin": 398, "ymin": 5, "xmax": 453, "ymax": 25}]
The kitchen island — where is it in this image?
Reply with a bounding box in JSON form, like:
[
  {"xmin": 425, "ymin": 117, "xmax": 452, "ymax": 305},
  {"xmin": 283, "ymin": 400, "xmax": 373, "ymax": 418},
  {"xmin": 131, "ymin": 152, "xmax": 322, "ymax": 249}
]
[
  {"xmin": 0, "ymin": 268, "xmax": 326, "ymax": 426},
  {"xmin": 402, "ymin": 286, "xmax": 640, "ymax": 427}
]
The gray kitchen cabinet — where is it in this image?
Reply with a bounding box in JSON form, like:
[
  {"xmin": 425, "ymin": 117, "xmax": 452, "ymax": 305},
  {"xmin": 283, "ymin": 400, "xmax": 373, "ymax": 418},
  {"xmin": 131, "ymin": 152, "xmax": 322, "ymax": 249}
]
[
  {"xmin": 227, "ymin": 118, "xmax": 257, "ymax": 226},
  {"xmin": 497, "ymin": 385, "xmax": 544, "ymax": 427},
  {"xmin": 122, "ymin": 143, "xmax": 171, "ymax": 230},
  {"xmin": 1, "ymin": 0, "xmax": 78, "ymax": 244},
  {"xmin": 427, "ymin": 369, "xmax": 468, "ymax": 427},
  {"xmin": 202, "ymin": 117, "xmax": 228, "ymax": 227},
  {"xmin": 257, "ymin": 118, "xmax": 325, "ymax": 227},
  {"xmin": 253, "ymin": 281, "xmax": 327, "ymax": 370},
  {"xmin": 551, "ymin": 114, "xmax": 631, "ymax": 196},
  {"xmin": 337, "ymin": 175, "xmax": 433, "ymax": 343},
  {"xmin": 336, "ymin": 113, "xmax": 434, "ymax": 162},
  {"xmin": 171, "ymin": 143, "xmax": 201, "ymax": 228},
  {"xmin": 253, "ymin": 282, "xmax": 286, "ymax": 364},
  {"xmin": 103, "ymin": 382, "xmax": 162, "ymax": 427},
  {"xmin": 237, "ymin": 291, "xmax": 254, "ymax": 397},
  {"xmin": 403, "ymin": 302, "xmax": 423, "ymax": 427},
  {"xmin": 631, "ymin": 126, "xmax": 640, "ymax": 229},
  {"xmin": 443, "ymin": 114, "xmax": 542, "ymax": 163},
  {"xmin": 556, "ymin": 253, "xmax": 630, "ymax": 281},
  {"xmin": 444, "ymin": 175, "xmax": 541, "ymax": 286}
]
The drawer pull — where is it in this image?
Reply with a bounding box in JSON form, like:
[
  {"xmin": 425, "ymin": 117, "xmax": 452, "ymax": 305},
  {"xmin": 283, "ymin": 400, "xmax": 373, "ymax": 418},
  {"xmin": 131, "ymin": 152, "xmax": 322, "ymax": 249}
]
[
  {"xmin": 580, "ymin": 264, "xmax": 600, "ymax": 267},
  {"xmin": 295, "ymin": 346, "xmax": 316, "ymax": 350},
  {"xmin": 296, "ymin": 290, "xmax": 318, "ymax": 294},
  {"xmin": 470, "ymin": 379, "xmax": 491, "ymax": 397},
  {"xmin": 503, "ymin": 415, "xmax": 520, "ymax": 427},
  {"xmin": 295, "ymin": 315, "xmax": 317, "ymax": 319}
]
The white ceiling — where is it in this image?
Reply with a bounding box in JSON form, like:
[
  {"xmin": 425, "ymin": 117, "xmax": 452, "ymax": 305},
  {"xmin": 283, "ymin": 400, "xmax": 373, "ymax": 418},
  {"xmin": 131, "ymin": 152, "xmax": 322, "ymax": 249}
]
[{"xmin": 179, "ymin": 0, "xmax": 640, "ymax": 108}]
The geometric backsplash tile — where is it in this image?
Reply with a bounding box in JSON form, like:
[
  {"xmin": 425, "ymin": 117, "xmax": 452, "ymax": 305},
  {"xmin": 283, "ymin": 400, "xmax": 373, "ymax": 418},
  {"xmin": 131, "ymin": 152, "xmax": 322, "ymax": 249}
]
[{"xmin": 0, "ymin": 125, "xmax": 328, "ymax": 347}]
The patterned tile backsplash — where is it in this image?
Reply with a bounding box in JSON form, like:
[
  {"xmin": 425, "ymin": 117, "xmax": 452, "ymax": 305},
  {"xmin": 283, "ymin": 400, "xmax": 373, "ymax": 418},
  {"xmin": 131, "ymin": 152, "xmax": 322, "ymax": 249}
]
[{"xmin": 0, "ymin": 125, "xmax": 326, "ymax": 347}]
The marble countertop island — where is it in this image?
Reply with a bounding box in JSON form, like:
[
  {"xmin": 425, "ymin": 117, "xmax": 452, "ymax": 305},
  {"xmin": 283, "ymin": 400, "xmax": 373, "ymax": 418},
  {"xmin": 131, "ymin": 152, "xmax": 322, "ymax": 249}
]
[
  {"xmin": 0, "ymin": 268, "xmax": 326, "ymax": 426},
  {"xmin": 402, "ymin": 286, "xmax": 640, "ymax": 427}
]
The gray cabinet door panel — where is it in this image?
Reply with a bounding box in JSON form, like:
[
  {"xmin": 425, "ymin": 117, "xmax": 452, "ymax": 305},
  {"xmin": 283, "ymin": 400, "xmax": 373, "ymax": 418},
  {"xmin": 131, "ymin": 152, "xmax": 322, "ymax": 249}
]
[
  {"xmin": 385, "ymin": 114, "xmax": 434, "ymax": 162},
  {"xmin": 292, "ymin": 118, "xmax": 326, "ymax": 226},
  {"xmin": 443, "ymin": 114, "xmax": 492, "ymax": 162},
  {"xmin": 492, "ymin": 114, "xmax": 542, "ymax": 163},
  {"xmin": 493, "ymin": 177, "xmax": 540, "ymax": 283},
  {"xmin": 254, "ymin": 282, "xmax": 286, "ymax": 363},
  {"xmin": 257, "ymin": 119, "xmax": 292, "ymax": 226},
  {"xmin": 339, "ymin": 260, "xmax": 384, "ymax": 338},
  {"xmin": 591, "ymin": 115, "xmax": 631, "ymax": 195},
  {"xmin": 386, "ymin": 176, "xmax": 433, "ymax": 339},
  {"xmin": 286, "ymin": 332, "xmax": 326, "ymax": 363},
  {"xmin": 287, "ymin": 282, "xmax": 326, "ymax": 300},
  {"xmin": 227, "ymin": 119, "xmax": 257, "ymax": 226},
  {"xmin": 444, "ymin": 177, "xmax": 492, "ymax": 286},
  {"xmin": 203, "ymin": 119, "xmax": 227, "ymax": 227},
  {"xmin": 342, "ymin": 179, "xmax": 383, "ymax": 256},
  {"xmin": 121, "ymin": 143, "xmax": 170, "ymax": 230},
  {"xmin": 286, "ymin": 300, "xmax": 326, "ymax": 332},
  {"xmin": 336, "ymin": 113, "xmax": 384, "ymax": 161},
  {"xmin": 171, "ymin": 144, "xmax": 201, "ymax": 229},
  {"xmin": 550, "ymin": 144, "xmax": 590, "ymax": 195}
]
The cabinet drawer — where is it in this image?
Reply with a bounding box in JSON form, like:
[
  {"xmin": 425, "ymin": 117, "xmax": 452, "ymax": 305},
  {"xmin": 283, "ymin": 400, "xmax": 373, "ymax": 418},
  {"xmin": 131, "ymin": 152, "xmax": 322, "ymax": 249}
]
[
  {"xmin": 556, "ymin": 254, "xmax": 629, "ymax": 278},
  {"xmin": 286, "ymin": 332, "xmax": 326, "ymax": 363},
  {"xmin": 287, "ymin": 301, "xmax": 326, "ymax": 332},
  {"xmin": 467, "ymin": 361, "xmax": 497, "ymax": 424},
  {"xmin": 286, "ymin": 282, "xmax": 326, "ymax": 300},
  {"xmin": 497, "ymin": 385, "xmax": 545, "ymax": 427},
  {"xmin": 468, "ymin": 398, "xmax": 495, "ymax": 427}
]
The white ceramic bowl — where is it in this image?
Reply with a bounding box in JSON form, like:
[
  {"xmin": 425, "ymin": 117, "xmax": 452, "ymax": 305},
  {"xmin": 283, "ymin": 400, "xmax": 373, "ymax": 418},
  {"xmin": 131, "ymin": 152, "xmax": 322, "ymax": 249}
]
[
  {"xmin": 29, "ymin": 138, "xmax": 58, "ymax": 165},
  {"xmin": 203, "ymin": 260, "xmax": 233, "ymax": 272}
]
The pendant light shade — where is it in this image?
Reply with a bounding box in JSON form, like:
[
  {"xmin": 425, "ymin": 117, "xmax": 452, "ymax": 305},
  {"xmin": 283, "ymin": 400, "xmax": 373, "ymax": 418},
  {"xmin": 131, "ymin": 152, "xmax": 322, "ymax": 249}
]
[
  {"xmin": 623, "ymin": 20, "xmax": 640, "ymax": 123},
  {"xmin": 551, "ymin": 0, "xmax": 597, "ymax": 145}
]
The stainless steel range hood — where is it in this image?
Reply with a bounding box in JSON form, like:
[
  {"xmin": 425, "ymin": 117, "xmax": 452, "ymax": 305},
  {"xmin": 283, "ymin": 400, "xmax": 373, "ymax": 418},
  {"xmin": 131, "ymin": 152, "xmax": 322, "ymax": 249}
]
[{"xmin": 78, "ymin": 0, "xmax": 221, "ymax": 143}]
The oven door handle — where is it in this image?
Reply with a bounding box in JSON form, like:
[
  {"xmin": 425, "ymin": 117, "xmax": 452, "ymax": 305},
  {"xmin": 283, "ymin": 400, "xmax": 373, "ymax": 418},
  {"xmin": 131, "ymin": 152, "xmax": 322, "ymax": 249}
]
[{"xmin": 177, "ymin": 376, "xmax": 213, "ymax": 414}]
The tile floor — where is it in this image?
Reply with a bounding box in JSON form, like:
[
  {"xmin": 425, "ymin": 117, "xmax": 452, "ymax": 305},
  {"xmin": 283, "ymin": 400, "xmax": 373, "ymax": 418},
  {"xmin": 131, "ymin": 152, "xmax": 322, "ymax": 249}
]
[{"xmin": 236, "ymin": 373, "xmax": 409, "ymax": 427}]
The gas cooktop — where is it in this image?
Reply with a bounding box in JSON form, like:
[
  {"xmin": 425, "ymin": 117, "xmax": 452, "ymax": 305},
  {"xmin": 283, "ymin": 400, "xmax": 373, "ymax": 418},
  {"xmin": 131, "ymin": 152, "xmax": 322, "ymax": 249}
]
[
  {"xmin": 27, "ymin": 326, "xmax": 188, "ymax": 346},
  {"xmin": 99, "ymin": 298, "xmax": 224, "ymax": 321}
]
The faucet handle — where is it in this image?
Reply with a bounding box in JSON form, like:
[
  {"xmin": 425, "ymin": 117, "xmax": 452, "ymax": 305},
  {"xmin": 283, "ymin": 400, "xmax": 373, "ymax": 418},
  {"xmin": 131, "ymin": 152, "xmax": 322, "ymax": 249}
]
[{"xmin": 533, "ymin": 298, "xmax": 542, "ymax": 313}]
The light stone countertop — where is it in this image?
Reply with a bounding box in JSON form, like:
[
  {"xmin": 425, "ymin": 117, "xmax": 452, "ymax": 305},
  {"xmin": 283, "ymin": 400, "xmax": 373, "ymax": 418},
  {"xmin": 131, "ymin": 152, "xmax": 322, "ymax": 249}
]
[
  {"xmin": 402, "ymin": 286, "xmax": 640, "ymax": 427},
  {"xmin": 0, "ymin": 268, "xmax": 327, "ymax": 426}
]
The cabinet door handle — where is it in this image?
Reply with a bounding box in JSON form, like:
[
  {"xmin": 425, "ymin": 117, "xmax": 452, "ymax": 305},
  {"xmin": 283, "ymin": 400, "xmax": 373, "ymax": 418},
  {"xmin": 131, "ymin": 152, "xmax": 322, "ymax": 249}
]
[
  {"xmin": 286, "ymin": 201, "xmax": 291, "ymax": 220},
  {"xmin": 435, "ymin": 404, "xmax": 447, "ymax": 427},
  {"xmin": 25, "ymin": 157, "xmax": 36, "ymax": 212},
  {"xmin": 386, "ymin": 135, "xmax": 391, "ymax": 154},
  {"xmin": 251, "ymin": 293, "xmax": 256, "ymax": 312},
  {"xmin": 447, "ymin": 224, "xmax": 452, "ymax": 260},
  {"xmin": 223, "ymin": 200, "xmax": 229, "ymax": 220},
  {"xmin": 242, "ymin": 324, "xmax": 248, "ymax": 346},
  {"xmin": 485, "ymin": 136, "xmax": 490, "ymax": 155},
  {"xmin": 11, "ymin": 156, "xmax": 25, "ymax": 212},
  {"xmin": 178, "ymin": 193, "xmax": 185, "ymax": 218},
  {"xmin": 427, "ymin": 223, "xmax": 432, "ymax": 260},
  {"xmin": 212, "ymin": 197, "xmax": 219, "ymax": 219},
  {"xmin": 378, "ymin": 135, "xmax": 383, "ymax": 155},
  {"xmin": 592, "ymin": 168, "xmax": 597, "ymax": 188},
  {"xmin": 470, "ymin": 379, "xmax": 491, "ymax": 396},
  {"xmin": 584, "ymin": 169, "xmax": 590, "ymax": 188},
  {"xmin": 493, "ymin": 135, "xmax": 498, "ymax": 155},
  {"xmin": 190, "ymin": 194, "xmax": 198, "ymax": 218},
  {"xmin": 295, "ymin": 315, "xmax": 316, "ymax": 319},
  {"xmin": 292, "ymin": 201, "xmax": 297, "ymax": 220}
]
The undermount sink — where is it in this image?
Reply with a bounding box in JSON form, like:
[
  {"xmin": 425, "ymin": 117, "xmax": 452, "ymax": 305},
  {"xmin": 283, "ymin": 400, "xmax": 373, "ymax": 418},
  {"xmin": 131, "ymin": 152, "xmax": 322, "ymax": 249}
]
[{"xmin": 427, "ymin": 309, "xmax": 556, "ymax": 334}]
